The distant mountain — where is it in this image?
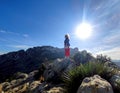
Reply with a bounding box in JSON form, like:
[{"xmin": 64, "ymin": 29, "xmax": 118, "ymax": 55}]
[
  {"xmin": 112, "ymin": 60, "xmax": 120, "ymax": 63},
  {"xmin": 0, "ymin": 46, "xmax": 78, "ymax": 82},
  {"xmin": 114, "ymin": 62, "xmax": 120, "ymax": 67},
  {"xmin": 112, "ymin": 60, "xmax": 120, "ymax": 67}
]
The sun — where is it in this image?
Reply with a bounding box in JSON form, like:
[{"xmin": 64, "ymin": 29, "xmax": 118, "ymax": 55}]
[{"xmin": 75, "ymin": 23, "xmax": 93, "ymax": 40}]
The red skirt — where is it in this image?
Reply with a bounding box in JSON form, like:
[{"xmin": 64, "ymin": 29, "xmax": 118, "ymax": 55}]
[{"xmin": 65, "ymin": 47, "xmax": 70, "ymax": 57}]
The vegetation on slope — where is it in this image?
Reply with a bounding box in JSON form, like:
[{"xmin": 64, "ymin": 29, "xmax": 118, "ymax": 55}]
[{"xmin": 62, "ymin": 61, "xmax": 119, "ymax": 93}]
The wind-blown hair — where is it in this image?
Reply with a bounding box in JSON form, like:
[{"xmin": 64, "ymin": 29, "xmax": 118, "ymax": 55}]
[{"xmin": 65, "ymin": 34, "xmax": 70, "ymax": 39}]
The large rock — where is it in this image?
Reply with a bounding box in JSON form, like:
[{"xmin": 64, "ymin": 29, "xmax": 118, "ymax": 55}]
[
  {"xmin": 27, "ymin": 81, "xmax": 41, "ymax": 93},
  {"xmin": 1, "ymin": 72, "xmax": 32, "ymax": 93},
  {"xmin": 10, "ymin": 83, "xmax": 29, "ymax": 93},
  {"xmin": 14, "ymin": 72, "xmax": 28, "ymax": 80},
  {"xmin": 110, "ymin": 75, "xmax": 120, "ymax": 91},
  {"xmin": 1, "ymin": 81, "xmax": 29, "ymax": 93},
  {"xmin": 1, "ymin": 82, "xmax": 11, "ymax": 91},
  {"xmin": 77, "ymin": 75, "xmax": 113, "ymax": 93},
  {"xmin": 46, "ymin": 86, "xmax": 65, "ymax": 93},
  {"xmin": 43, "ymin": 58, "xmax": 75, "ymax": 82}
]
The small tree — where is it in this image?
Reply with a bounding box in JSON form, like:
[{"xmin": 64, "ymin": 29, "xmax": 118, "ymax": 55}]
[{"xmin": 96, "ymin": 54, "xmax": 111, "ymax": 63}]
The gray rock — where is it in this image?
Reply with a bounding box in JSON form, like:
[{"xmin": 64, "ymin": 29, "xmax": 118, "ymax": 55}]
[
  {"xmin": 1, "ymin": 82, "xmax": 11, "ymax": 91},
  {"xmin": 27, "ymin": 81, "xmax": 41, "ymax": 93},
  {"xmin": 110, "ymin": 75, "xmax": 120, "ymax": 91},
  {"xmin": 77, "ymin": 75, "xmax": 113, "ymax": 93},
  {"xmin": 46, "ymin": 86, "xmax": 65, "ymax": 93},
  {"xmin": 15, "ymin": 72, "xmax": 28, "ymax": 80},
  {"xmin": 43, "ymin": 58, "xmax": 75, "ymax": 82}
]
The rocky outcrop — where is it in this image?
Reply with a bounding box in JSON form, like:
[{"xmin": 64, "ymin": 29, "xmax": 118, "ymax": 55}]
[
  {"xmin": 110, "ymin": 75, "xmax": 120, "ymax": 92},
  {"xmin": 77, "ymin": 75, "xmax": 113, "ymax": 93},
  {"xmin": 27, "ymin": 81, "xmax": 41, "ymax": 93},
  {"xmin": 104, "ymin": 61, "xmax": 120, "ymax": 70},
  {"xmin": 1, "ymin": 73, "xmax": 28, "ymax": 92},
  {"xmin": 1, "ymin": 47, "xmax": 120, "ymax": 93},
  {"xmin": 46, "ymin": 86, "xmax": 65, "ymax": 93},
  {"xmin": 1, "ymin": 71, "xmax": 40, "ymax": 93},
  {"xmin": 0, "ymin": 46, "xmax": 78, "ymax": 82},
  {"xmin": 1, "ymin": 71, "xmax": 65, "ymax": 93},
  {"xmin": 43, "ymin": 58, "xmax": 75, "ymax": 82},
  {"xmin": 0, "ymin": 58, "xmax": 75, "ymax": 93},
  {"xmin": 73, "ymin": 50, "xmax": 95, "ymax": 65}
]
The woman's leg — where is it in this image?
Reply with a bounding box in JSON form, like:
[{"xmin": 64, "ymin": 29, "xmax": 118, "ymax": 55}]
[{"xmin": 65, "ymin": 47, "xmax": 70, "ymax": 57}]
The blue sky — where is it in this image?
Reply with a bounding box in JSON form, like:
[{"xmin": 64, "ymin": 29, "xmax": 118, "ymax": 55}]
[{"xmin": 0, "ymin": 0, "xmax": 120, "ymax": 60}]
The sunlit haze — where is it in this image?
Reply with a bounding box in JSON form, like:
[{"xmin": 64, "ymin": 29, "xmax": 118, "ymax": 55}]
[
  {"xmin": 0, "ymin": 0, "xmax": 120, "ymax": 60},
  {"xmin": 75, "ymin": 23, "xmax": 92, "ymax": 40}
]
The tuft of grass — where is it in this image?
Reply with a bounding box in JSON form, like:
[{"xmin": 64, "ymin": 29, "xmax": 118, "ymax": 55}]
[{"xmin": 62, "ymin": 62, "xmax": 118, "ymax": 93}]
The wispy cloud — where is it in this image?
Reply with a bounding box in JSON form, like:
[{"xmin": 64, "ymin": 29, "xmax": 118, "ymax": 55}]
[
  {"xmin": 0, "ymin": 29, "xmax": 20, "ymax": 35},
  {"xmin": 0, "ymin": 30, "xmax": 31, "ymax": 50},
  {"xmin": 101, "ymin": 29, "xmax": 120, "ymax": 50},
  {"xmin": 9, "ymin": 45, "xmax": 32, "ymax": 49},
  {"xmin": 0, "ymin": 38, "xmax": 8, "ymax": 42},
  {"xmin": 0, "ymin": 29, "xmax": 31, "ymax": 47},
  {"xmin": 23, "ymin": 34, "xmax": 29, "ymax": 38},
  {"xmin": 0, "ymin": 29, "xmax": 29, "ymax": 38},
  {"xmin": 103, "ymin": 34, "xmax": 120, "ymax": 45},
  {"xmin": 96, "ymin": 47, "xmax": 120, "ymax": 60},
  {"xmin": 0, "ymin": 30, "xmax": 6, "ymax": 33},
  {"xmin": 86, "ymin": 30, "xmax": 120, "ymax": 60}
]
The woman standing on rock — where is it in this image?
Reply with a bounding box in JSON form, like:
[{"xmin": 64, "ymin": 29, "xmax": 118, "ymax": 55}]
[{"xmin": 64, "ymin": 34, "xmax": 70, "ymax": 58}]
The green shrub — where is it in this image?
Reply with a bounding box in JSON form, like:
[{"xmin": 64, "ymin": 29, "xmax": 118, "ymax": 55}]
[
  {"xmin": 62, "ymin": 62, "xmax": 118, "ymax": 93},
  {"xmin": 96, "ymin": 54, "xmax": 111, "ymax": 63}
]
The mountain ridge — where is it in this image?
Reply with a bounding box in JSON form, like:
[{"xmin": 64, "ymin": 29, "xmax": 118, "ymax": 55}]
[
  {"xmin": 0, "ymin": 46, "xmax": 78, "ymax": 82},
  {"xmin": 0, "ymin": 46, "xmax": 120, "ymax": 93}
]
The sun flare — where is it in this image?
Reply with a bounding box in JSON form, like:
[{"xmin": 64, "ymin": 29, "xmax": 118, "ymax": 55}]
[{"xmin": 75, "ymin": 23, "xmax": 93, "ymax": 40}]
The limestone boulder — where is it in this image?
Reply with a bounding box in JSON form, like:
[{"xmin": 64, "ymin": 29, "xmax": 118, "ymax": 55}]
[
  {"xmin": 15, "ymin": 72, "xmax": 28, "ymax": 80},
  {"xmin": 2, "ymin": 82, "xmax": 29, "ymax": 93},
  {"xmin": 46, "ymin": 86, "xmax": 65, "ymax": 93},
  {"xmin": 1, "ymin": 82, "xmax": 11, "ymax": 91},
  {"xmin": 43, "ymin": 58, "xmax": 75, "ymax": 82},
  {"xmin": 110, "ymin": 75, "xmax": 120, "ymax": 91},
  {"xmin": 27, "ymin": 81, "xmax": 41, "ymax": 93},
  {"xmin": 77, "ymin": 75, "xmax": 113, "ymax": 93}
]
